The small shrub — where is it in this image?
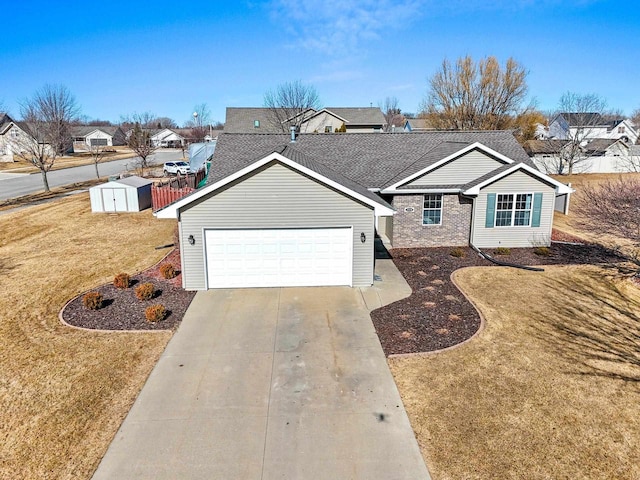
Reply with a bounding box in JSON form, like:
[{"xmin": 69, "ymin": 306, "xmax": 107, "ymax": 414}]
[
  {"xmin": 533, "ymin": 246, "xmax": 551, "ymax": 256},
  {"xmin": 145, "ymin": 304, "xmax": 166, "ymax": 322},
  {"xmin": 82, "ymin": 291, "xmax": 103, "ymax": 310},
  {"xmin": 159, "ymin": 263, "xmax": 177, "ymax": 279},
  {"xmin": 493, "ymin": 247, "xmax": 511, "ymax": 256},
  {"xmin": 135, "ymin": 282, "xmax": 155, "ymax": 300},
  {"xmin": 114, "ymin": 273, "xmax": 130, "ymax": 289},
  {"xmin": 450, "ymin": 247, "xmax": 466, "ymax": 258}
]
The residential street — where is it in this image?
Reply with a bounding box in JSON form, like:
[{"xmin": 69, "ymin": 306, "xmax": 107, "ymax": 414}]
[{"xmin": 0, "ymin": 150, "xmax": 183, "ymax": 201}]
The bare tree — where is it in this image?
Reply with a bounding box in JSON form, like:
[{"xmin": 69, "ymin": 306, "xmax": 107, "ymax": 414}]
[
  {"xmin": 421, "ymin": 56, "xmax": 528, "ymax": 130},
  {"xmin": 119, "ymin": 112, "xmax": 159, "ymax": 130},
  {"xmin": 154, "ymin": 117, "xmax": 177, "ymax": 129},
  {"xmin": 263, "ymin": 80, "xmax": 321, "ymax": 133},
  {"xmin": 127, "ymin": 122, "xmax": 157, "ymax": 176},
  {"xmin": 546, "ymin": 92, "xmax": 608, "ymax": 175},
  {"xmin": 7, "ymin": 84, "xmax": 80, "ymax": 191},
  {"xmin": 573, "ymin": 177, "xmax": 640, "ymax": 262},
  {"xmin": 379, "ymin": 96, "xmax": 405, "ymax": 131},
  {"xmin": 88, "ymin": 142, "xmax": 109, "ymax": 179},
  {"xmin": 616, "ymin": 145, "xmax": 640, "ymax": 172},
  {"xmin": 630, "ymin": 107, "xmax": 640, "ymax": 130},
  {"xmin": 512, "ymin": 109, "xmax": 547, "ymax": 144},
  {"xmin": 184, "ymin": 103, "xmax": 212, "ymax": 142}
]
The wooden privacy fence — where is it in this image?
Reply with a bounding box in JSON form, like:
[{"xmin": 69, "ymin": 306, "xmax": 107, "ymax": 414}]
[
  {"xmin": 152, "ymin": 184, "xmax": 194, "ymax": 212},
  {"xmin": 151, "ymin": 170, "xmax": 207, "ymax": 212}
]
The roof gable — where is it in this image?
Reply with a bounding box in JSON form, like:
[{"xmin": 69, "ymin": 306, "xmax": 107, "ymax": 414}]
[
  {"xmin": 156, "ymin": 149, "xmax": 394, "ymax": 219},
  {"xmin": 385, "ymin": 142, "xmax": 515, "ymax": 191},
  {"xmin": 463, "ymin": 162, "xmax": 573, "ymax": 195}
]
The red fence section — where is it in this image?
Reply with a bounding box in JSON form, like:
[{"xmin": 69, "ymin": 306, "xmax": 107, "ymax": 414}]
[
  {"xmin": 151, "ymin": 170, "xmax": 207, "ymax": 212},
  {"xmin": 152, "ymin": 185, "xmax": 194, "ymax": 212}
]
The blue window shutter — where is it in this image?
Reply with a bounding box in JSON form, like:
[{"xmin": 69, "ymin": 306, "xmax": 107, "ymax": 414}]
[
  {"xmin": 485, "ymin": 193, "xmax": 496, "ymax": 228},
  {"xmin": 532, "ymin": 193, "xmax": 543, "ymax": 227}
]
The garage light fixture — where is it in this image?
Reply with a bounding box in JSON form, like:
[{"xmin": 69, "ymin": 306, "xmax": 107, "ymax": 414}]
[
  {"xmin": 188, "ymin": 235, "xmax": 196, "ymax": 245},
  {"xmin": 360, "ymin": 232, "xmax": 366, "ymax": 243}
]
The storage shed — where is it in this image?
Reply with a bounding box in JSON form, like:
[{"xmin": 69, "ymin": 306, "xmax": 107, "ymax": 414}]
[{"xmin": 89, "ymin": 176, "xmax": 153, "ymax": 213}]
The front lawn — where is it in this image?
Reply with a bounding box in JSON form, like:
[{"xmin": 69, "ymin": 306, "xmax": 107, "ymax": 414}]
[
  {"xmin": 390, "ymin": 264, "xmax": 640, "ymax": 479},
  {"xmin": 0, "ymin": 194, "xmax": 176, "ymax": 478}
]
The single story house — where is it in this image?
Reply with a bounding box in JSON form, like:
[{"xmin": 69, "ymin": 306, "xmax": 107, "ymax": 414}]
[
  {"xmin": 156, "ymin": 131, "xmax": 572, "ymax": 290},
  {"xmin": 150, "ymin": 128, "xmax": 185, "ymax": 148},
  {"xmin": 224, "ymin": 107, "xmax": 386, "ymax": 134},
  {"xmin": 71, "ymin": 126, "xmax": 126, "ymax": 152}
]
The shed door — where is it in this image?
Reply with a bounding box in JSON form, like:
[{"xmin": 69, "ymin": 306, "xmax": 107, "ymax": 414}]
[
  {"xmin": 205, "ymin": 228, "xmax": 352, "ymax": 288},
  {"xmin": 102, "ymin": 188, "xmax": 128, "ymax": 212}
]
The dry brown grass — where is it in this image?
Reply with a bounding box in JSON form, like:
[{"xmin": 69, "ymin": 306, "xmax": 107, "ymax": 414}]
[
  {"xmin": 390, "ymin": 265, "xmax": 640, "ymax": 480},
  {"xmin": 552, "ymin": 172, "xmax": 640, "ymax": 251},
  {"xmin": 0, "ymin": 148, "xmax": 135, "ymax": 173},
  {"xmin": 0, "ymin": 193, "xmax": 177, "ymax": 479}
]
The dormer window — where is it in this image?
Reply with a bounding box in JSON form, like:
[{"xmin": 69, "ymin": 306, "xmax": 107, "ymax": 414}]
[{"xmin": 254, "ymin": 120, "xmax": 260, "ymax": 128}]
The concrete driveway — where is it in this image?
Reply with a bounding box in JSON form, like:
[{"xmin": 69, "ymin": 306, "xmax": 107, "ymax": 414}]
[{"xmin": 93, "ymin": 259, "xmax": 430, "ymax": 479}]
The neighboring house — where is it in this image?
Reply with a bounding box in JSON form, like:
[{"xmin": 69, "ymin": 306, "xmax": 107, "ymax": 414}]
[
  {"xmin": 224, "ymin": 107, "xmax": 386, "ymax": 134},
  {"xmin": 525, "ymin": 138, "xmax": 632, "ymax": 174},
  {"xmin": 548, "ymin": 113, "xmax": 639, "ymax": 144},
  {"xmin": 150, "ymin": 128, "xmax": 185, "ymax": 148},
  {"xmin": 156, "ymin": 131, "xmax": 572, "ymax": 290},
  {"xmin": 403, "ymin": 118, "xmax": 434, "ymax": 132},
  {"xmin": 0, "ymin": 113, "xmax": 43, "ymax": 162},
  {"xmin": 71, "ymin": 126, "xmax": 126, "ymax": 152}
]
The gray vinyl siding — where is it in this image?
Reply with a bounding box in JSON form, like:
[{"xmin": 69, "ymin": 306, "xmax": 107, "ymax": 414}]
[
  {"xmin": 471, "ymin": 170, "xmax": 556, "ymax": 248},
  {"xmin": 406, "ymin": 150, "xmax": 507, "ymax": 187},
  {"xmin": 179, "ymin": 162, "xmax": 375, "ymax": 290},
  {"xmin": 378, "ymin": 216, "xmax": 393, "ymax": 243}
]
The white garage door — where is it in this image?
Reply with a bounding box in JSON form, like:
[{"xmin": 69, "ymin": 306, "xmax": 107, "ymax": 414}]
[{"xmin": 205, "ymin": 228, "xmax": 352, "ymax": 288}]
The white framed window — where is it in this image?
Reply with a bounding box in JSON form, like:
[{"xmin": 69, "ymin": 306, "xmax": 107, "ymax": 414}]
[
  {"xmin": 423, "ymin": 194, "xmax": 442, "ymax": 225},
  {"xmin": 619, "ymin": 126, "xmax": 625, "ymax": 133},
  {"xmin": 254, "ymin": 120, "xmax": 260, "ymax": 128},
  {"xmin": 324, "ymin": 125, "xmax": 332, "ymax": 133},
  {"xmin": 10, "ymin": 127, "xmax": 19, "ymax": 138},
  {"xmin": 495, "ymin": 193, "xmax": 533, "ymax": 227}
]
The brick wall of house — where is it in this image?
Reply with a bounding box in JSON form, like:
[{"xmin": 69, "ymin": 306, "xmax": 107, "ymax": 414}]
[{"xmin": 391, "ymin": 194, "xmax": 472, "ymax": 247}]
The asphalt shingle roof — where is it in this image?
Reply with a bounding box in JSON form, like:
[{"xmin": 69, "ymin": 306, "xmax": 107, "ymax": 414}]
[
  {"xmin": 224, "ymin": 107, "xmax": 386, "ymax": 134},
  {"xmin": 210, "ymin": 131, "xmax": 533, "ymax": 190},
  {"xmin": 275, "ymin": 145, "xmax": 392, "ymax": 209},
  {"xmin": 320, "ymin": 107, "xmax": 385, "ymax": 125},
  {"xmin": 70, "ymin": 126, "xmax": 120, "ymax": 137},
  {"xmin": 523, "ymin": 139, "xmax": 569, "ymax": 155}
]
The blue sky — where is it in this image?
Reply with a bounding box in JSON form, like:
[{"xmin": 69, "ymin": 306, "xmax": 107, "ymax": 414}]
[{"xmin": 1, "ymin": 0, "xmax": 638, "ymax": 125}]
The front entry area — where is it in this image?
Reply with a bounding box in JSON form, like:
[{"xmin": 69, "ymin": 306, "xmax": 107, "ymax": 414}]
[{"xmin": 205, "ymin": 227, "xmax": 353, "ymax": 288}]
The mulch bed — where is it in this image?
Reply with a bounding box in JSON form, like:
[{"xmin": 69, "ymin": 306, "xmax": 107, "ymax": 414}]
[
  {"xmin": 63, "ymin": 249, "xmax": 196, "ymax": 331},
  {"xmin": 371, "ymin": 241, "xmax": 625, "ymax": 356}
]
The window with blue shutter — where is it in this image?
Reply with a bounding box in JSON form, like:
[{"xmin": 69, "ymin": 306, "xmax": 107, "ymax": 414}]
[
  {"xmin": 532, "ymin": 193, "xmax": 543, "ymax": 227},
  {"xmin": 485, "ymin": 193, "xmax": 496, "ymax": 228}
]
